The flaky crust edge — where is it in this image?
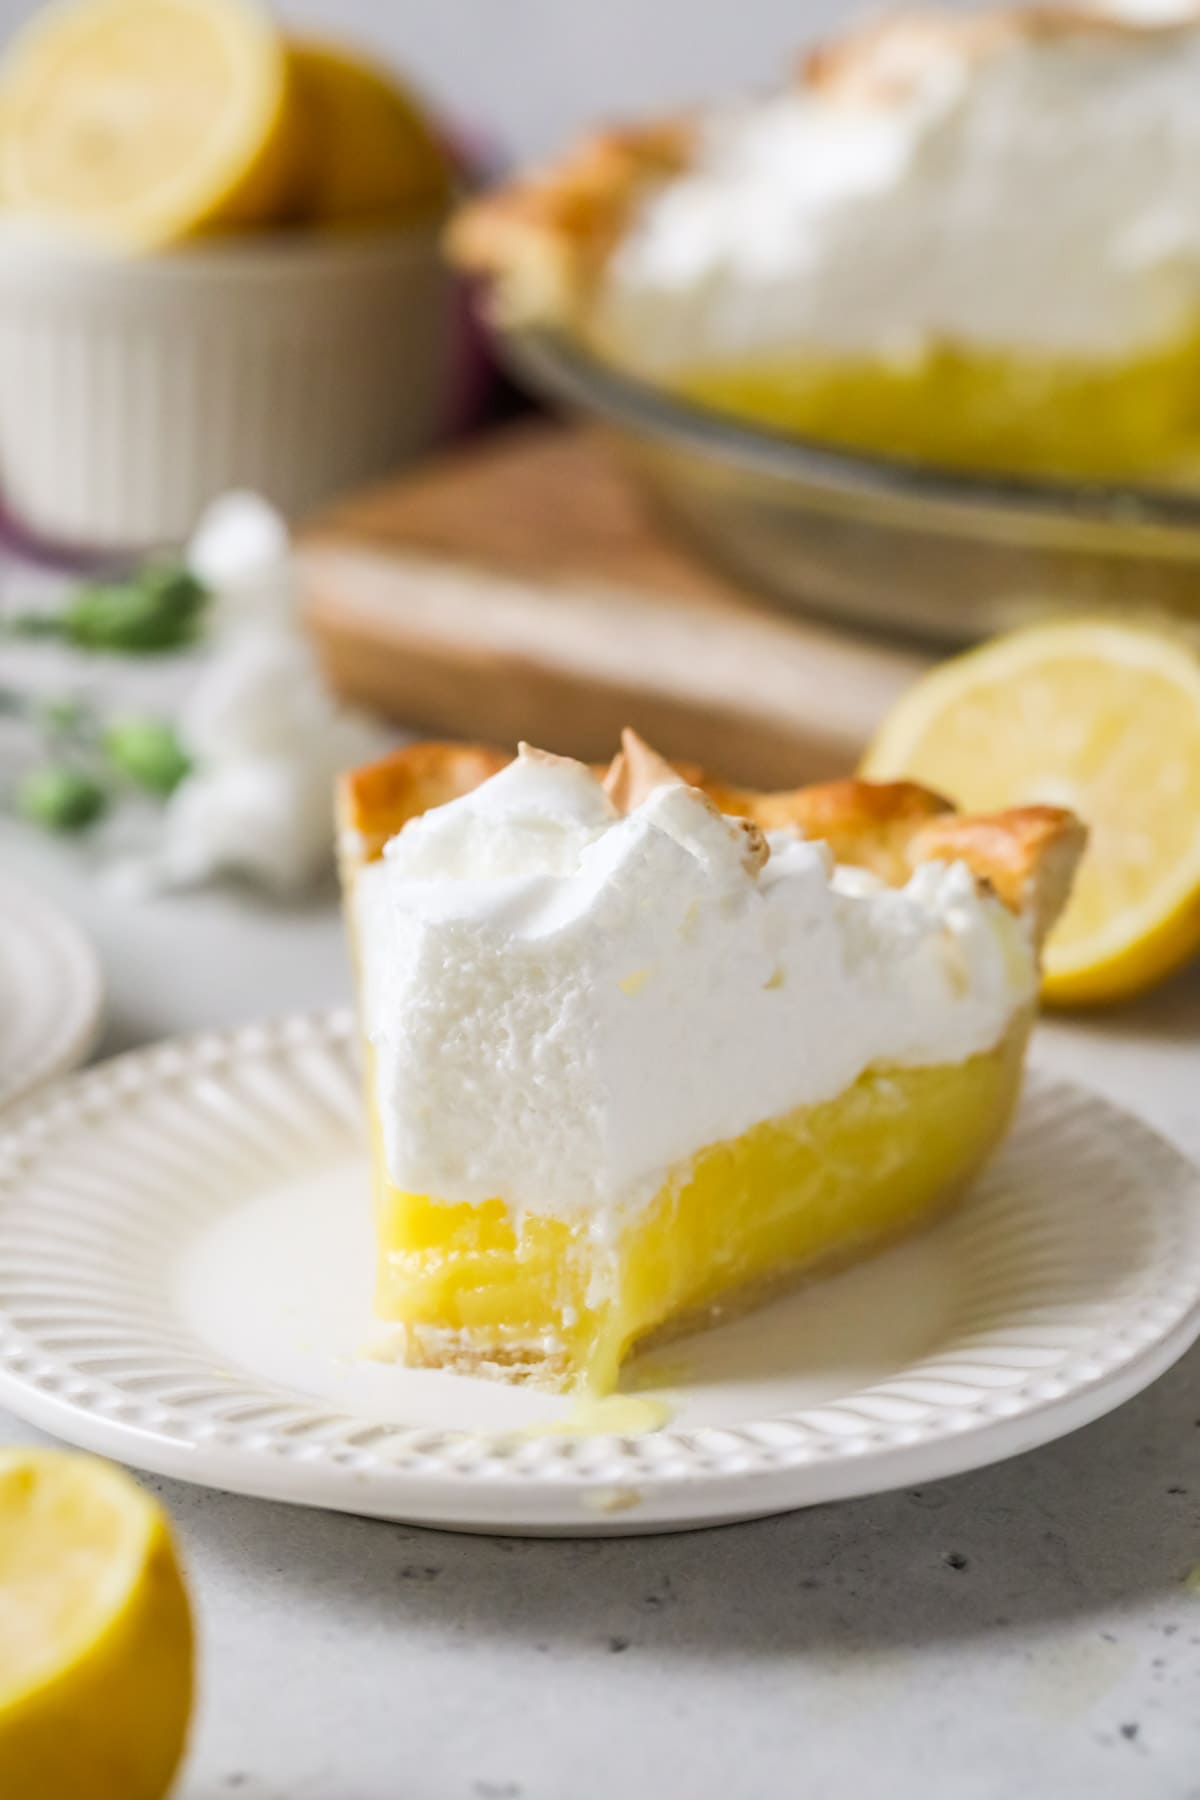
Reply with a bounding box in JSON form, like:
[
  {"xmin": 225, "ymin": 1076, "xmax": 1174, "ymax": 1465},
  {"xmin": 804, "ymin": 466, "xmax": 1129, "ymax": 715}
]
[
  {"xmin": 445, "ymin": 118, "xmax": 696, "ymax": 326},
  {"xmin": 337, "ymin": 737, "xmax": 1085, "ymax": 955}
]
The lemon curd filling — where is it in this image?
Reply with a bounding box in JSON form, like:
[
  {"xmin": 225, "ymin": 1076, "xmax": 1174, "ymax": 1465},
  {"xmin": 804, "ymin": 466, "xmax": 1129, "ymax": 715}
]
[
  {"xmin": 669, "ymin": 335, "xmax": 1200, "ymax": 484},
  {"xmin": 369, "ymin": 1023, "xmax": 1027, "ymax": 1394}
]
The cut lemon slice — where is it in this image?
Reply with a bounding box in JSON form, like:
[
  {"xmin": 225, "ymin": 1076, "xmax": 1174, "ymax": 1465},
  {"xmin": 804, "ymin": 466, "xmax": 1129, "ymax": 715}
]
[
  {"xmin": 863, "ymin": 620, "xmax": 1200, "ymax": 1005},
  {"xmin": 287, "ymin": 40, "xmax": 452, "ymax": 229},
  {"xmin": 0, "ymin": 1449, "xmax": 194, "ymax": 1798},
  {"xmin": 0, "ymin": 0, "xmax": 301, "ymax": 249}
]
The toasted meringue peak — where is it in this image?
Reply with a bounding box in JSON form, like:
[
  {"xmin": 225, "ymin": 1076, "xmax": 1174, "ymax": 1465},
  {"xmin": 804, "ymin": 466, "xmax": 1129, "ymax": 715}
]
[
  {"xmin": 517, "ymin": 740, "xmax": 594, "ymax": 779},
  {"xmin": 604, "ymin": 730, "xmax": 772, "ymax": 875},
  {"xmin": 732, "ymin": 815, "xmax": 771, "ymax": 875},
  {"xmin": 603, "ymin": 728, "xmax": 685, "ymax": 813}
]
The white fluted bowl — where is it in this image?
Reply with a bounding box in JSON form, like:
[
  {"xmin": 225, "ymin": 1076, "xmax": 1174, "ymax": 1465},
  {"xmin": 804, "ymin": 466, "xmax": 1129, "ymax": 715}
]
[{"xmin": 0, "ymin": 221, "xmax": 453, "ymax": 550}]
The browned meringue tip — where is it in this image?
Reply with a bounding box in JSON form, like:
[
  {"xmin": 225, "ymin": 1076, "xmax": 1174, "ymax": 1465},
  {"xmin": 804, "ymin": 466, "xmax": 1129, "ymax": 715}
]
[
  {"xmin": 605, "ymin": 729, "xmax": 772, "ymax": 874},
  {"xmin": 517, "ymin": 740, "xmax": 594, "ymax": 777},
  {"xmin": 603, "ymin": 728, "xmax": 685, "ymax": 813},
  {"xmin": 731, "ymin": 816, "xmax": 771, "ymax": 875}
]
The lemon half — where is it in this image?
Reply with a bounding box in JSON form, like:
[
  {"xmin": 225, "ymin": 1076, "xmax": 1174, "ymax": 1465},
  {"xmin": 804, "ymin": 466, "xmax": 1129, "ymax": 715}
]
[
  {"xmin": 0, "ymin": 0, "xmax": 302, "ymax": 249},
  {"xmin": 863, "ymin": 620, "xmax": 1200, "ymax": 1004},
  {"xmin": 0, "ymin": 1449, "xmax": 194, "ymax": 1799},
  {"xmin": 288, "ymin": 39, "xmax": 452, "ymax": 228}
]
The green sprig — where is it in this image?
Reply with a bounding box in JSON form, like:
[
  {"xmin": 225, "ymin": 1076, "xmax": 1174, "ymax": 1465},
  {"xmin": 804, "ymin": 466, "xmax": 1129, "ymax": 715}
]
[
  {"xmin": 3, "ymin": 555, "xmax": 206, "ymax": 836},
  {"xmin": 103, "ymin": 716, "xmax": 190, "ymax": 795},
  {"xmin": 5, "ymin": 564, "xmax": 209, "ymax": 654},
  {"xmin": 2, "ymin": 686, "xmax": 190, "ymax": 834},
  {"xmin": 16, "ymin": 765, "xmax": 108, "ymax": 832}
]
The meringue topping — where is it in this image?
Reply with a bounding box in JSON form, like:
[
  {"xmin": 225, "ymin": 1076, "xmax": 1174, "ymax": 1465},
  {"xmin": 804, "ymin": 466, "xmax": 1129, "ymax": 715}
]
[{"xmin": 354, "ymin": 741, "xmax": 1035, "ymax": 1224}]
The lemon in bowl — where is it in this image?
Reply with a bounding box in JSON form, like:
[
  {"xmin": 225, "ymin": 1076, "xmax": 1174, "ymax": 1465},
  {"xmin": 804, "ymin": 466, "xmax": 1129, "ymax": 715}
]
[
  {"xmin": 0, "ymin": 0, "xmax": 457, "ymax": 547},
  {"xmin": 0, "ymin": 0, "xmax": 305, "ymax": 250},
  {"xmin": 288, "ymin": 39, "xmax": 452, "ymax": 230}
]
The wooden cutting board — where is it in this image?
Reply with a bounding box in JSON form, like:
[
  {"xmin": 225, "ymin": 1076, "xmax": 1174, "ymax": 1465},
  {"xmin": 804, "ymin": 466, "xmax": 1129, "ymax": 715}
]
[{"xmin": 299, "ymin": 423, "xmax": 929, "ymax": 787}]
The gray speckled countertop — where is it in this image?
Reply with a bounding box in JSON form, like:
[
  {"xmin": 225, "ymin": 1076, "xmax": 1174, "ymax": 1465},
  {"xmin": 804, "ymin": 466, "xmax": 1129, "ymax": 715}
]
[{"xmin": 2, "ymin": 823, "xmax": 1199, "ymax": 1800}]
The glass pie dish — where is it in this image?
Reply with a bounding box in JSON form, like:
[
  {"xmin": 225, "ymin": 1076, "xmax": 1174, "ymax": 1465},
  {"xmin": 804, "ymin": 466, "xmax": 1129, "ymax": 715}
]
[{"xmin": 504, "ymin": 325, "xmax": 1200, "ymax": 647}]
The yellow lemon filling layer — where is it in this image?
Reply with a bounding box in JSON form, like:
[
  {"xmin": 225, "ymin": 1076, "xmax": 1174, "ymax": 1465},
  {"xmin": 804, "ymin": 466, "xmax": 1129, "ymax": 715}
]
[
  {"xmin": 370, "ymin": 1018, "xmax": 1028, "ymax": 1395},
  {"xmin": 670, "ymin": 336, "xmax": 1200, "ymax": 483}
]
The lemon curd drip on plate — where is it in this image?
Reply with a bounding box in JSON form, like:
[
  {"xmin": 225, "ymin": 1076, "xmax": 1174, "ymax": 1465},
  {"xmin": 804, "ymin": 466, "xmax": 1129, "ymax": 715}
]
[{"xmin": 342, "ymin": 738, "xmax": 1054, "ymax": 1396}]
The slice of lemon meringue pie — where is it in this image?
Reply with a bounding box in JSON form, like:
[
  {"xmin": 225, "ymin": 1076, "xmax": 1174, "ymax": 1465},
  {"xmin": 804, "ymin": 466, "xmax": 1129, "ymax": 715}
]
[
  {"xmin": 449, "ymin": 5, "xmax": 1200, "ymax": 483},
  {"xmin": 338, "ymin": 735, "xmax": 1083, "ymax": 1394}
]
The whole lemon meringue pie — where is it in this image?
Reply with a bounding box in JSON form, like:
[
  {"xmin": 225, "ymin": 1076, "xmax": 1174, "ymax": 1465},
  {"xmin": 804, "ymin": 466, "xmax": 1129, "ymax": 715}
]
[
  {"xmin": 449, "ymin": 4, "xmax": 1200, "ymax": 483},
  {"xmin": 338, "ymin": 735, "xmax": 1083, "ymax": 1394}
]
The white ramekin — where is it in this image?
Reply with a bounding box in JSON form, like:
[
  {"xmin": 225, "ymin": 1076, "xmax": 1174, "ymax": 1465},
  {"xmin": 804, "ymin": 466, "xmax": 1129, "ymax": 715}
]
[{"xmin": 0, "ymin": 222, "xmax": 454, "ymax": 551}]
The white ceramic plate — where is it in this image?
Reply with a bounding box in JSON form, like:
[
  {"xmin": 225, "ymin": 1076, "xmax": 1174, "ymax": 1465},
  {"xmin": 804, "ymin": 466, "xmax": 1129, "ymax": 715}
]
[
  {"xmin": 0, "ymin": 877, "xmax": 102, "ymax": 1113},
  {"xmin": 1, "ymin": 1009, "xmax": 1198, "ymax": 1536}
]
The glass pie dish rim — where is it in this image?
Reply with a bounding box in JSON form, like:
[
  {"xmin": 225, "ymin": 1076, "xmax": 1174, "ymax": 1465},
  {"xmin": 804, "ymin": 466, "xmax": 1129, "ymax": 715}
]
[{"xmin": 505, "ymin": 324, "xmax": 1200, "ymax": 533}]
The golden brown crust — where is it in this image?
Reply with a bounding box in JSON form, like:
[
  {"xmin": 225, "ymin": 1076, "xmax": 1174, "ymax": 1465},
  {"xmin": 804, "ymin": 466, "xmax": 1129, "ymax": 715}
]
[
  {"xmin": 447, "ymin": 4, "xmax": 1199, "ymax": 326},
  {"xmin": 337, "ymin": 740, "xmax": 509, "ymax": 867},
  {"xmin": 337, "ymin": 735, "xmax": 1085, "ymax": 952},
  {"xmin": 704, "ymin": 775, "xmax": 955, "ymax": 885},
  {"xmin": 446, "ymin": 119, "xmax": 695, "ymax": 324},
  {"xmin": 911, "ymin": 806, "xmax": 1088, "ymax": 951},
  {"xmin": 370, "ymin": 1322, "xmax": 573, "ymax": 1391}
]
